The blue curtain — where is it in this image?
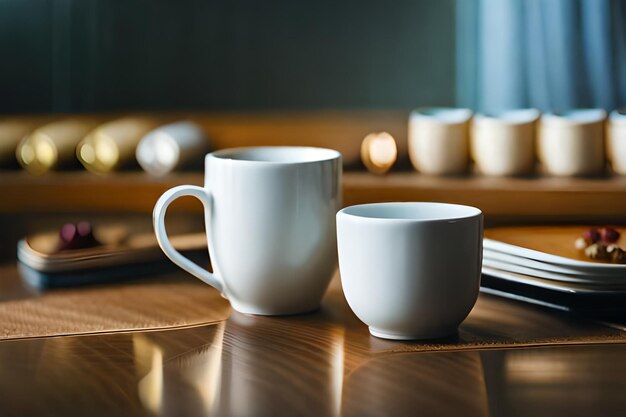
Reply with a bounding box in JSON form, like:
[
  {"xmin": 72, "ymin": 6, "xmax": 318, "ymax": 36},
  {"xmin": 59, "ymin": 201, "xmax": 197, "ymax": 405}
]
[{"xmin": 457, "ymin": 0, "xmax": 626, "ymax": 113}]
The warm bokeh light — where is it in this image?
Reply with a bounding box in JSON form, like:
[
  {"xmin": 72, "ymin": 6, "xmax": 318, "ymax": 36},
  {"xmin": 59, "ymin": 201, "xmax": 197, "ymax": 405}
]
[{"xmin": 360, "ymin": 131, "xmax": 397, "ymax": 174}]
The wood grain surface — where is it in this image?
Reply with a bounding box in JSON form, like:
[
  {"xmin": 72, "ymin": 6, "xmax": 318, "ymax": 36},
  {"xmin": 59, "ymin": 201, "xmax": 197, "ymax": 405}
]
[
  {"xmin": 3, "ymin": 329, "xmax": 626, "ymax": 417},
  {"xmin": 485, "ymin": 225, "xmax": 626, "ymax": 264}
]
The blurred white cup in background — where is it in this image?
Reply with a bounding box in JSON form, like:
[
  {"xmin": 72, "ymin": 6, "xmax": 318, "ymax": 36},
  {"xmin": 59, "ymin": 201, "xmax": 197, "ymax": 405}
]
[
  {"xmin": 538, "ymin": 109, "xmax": 606, "ymax": 176},
  {"xmin": 471, "ymin": 109, "xmax": 539, "ymax": 176},
  {"xmin": 607, "ymin": 110, "xmax": 626, "ymax": 175},
  {"xmin": 408, "ymin": 108, "xmax": 472, "ymax": 175}
]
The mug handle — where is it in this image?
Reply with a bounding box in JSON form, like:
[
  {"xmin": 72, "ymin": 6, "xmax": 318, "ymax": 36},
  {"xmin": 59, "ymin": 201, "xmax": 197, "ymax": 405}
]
[{"xmin": 153, "ymin": 185, "xmax": 224, "ymax": 293}]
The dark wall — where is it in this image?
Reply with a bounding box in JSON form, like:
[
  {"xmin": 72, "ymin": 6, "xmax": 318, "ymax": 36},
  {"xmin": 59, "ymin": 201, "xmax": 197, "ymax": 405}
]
[{"xmin": 0, "ymin": 0, "xmax": 455, "ymax": 113}]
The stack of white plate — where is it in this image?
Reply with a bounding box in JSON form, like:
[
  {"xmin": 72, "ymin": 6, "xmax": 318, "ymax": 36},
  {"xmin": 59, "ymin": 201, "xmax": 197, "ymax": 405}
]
[{"xmin": 482, "ymin": 238, "xmax": 626, "ymax": 296}]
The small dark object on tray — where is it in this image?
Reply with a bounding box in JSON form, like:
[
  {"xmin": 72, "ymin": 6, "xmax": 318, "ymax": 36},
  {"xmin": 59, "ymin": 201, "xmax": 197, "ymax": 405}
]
[
  {"xmin": 576, "ymin": 227, "xmax": 625, "ymax": 263},
  {"xmin": 582, "ymin": 228, "xmax": 601, "ymax": 244},
  {"xmin": 58, "ymin": 222, "xmax": 101, "ymax": 251},
  {"xmin": 599, "ymin": 227, "xmax": 621, "ymax": 243}
]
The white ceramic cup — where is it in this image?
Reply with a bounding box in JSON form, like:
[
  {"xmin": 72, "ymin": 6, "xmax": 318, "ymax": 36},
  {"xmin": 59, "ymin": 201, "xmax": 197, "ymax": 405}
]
[
  {"xmin": 607, "ymin": 110, "xmax": 626, "ymax": 175},
  {"xmin": 471, "ymin": 109, "xmax": 539, "ymax": 176},
  {"xmin": 337, "ymin": 202, "xmax": 483, "ymax": 340},
  {"xmin": 408, "ymin": 108, "xmax": 473, "ymax": 175},
  {"xmin": 538, "ymin": 109, "xmax": 606, "ymax": 176},
  {"xmin": 154, "ymin": 146, "xmax": 342, "ymax": 315}
]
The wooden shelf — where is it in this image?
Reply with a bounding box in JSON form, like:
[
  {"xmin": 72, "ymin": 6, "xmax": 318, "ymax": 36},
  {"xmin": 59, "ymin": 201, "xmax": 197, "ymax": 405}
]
[
  {"xmin": 1, "ymin": 171, "xmax": 204, "ymax": 213},
  {"xmin": 344, "ymin": 172, "xmax": 626, "ymax": 222},
  {"xmin": 2, "ymin": 170, "xmax": 626, "ymax": 222}
]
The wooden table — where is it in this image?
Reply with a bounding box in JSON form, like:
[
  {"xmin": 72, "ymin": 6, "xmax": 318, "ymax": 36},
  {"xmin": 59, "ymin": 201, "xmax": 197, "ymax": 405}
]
[{"xmin": 1, "ymin": 266, "xmax": 626, "ymax": 416}]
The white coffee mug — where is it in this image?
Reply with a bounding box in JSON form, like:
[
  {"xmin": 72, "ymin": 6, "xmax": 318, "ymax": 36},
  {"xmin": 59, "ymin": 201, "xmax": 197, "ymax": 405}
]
[
  {"xmin": 408, "ymin": 108, "xmax": 473, "ymax": 175},
  {"xmin": 607, "ymin": 110, "xmax": 626, "ymax": 175},
  {"xmin": 538, "ymin": 109, "xmax": 606, "ymax": 176},
  {"xmin": 154, "ymin": 146, "xmax": 342, "ymax": 315},
  {"xmin": 471, "ymin": 109, "xmax": 539, "ymax": 176},
  {"xmin": 337, "ymin": 202, "xmax": 483, "ymax": 340}
]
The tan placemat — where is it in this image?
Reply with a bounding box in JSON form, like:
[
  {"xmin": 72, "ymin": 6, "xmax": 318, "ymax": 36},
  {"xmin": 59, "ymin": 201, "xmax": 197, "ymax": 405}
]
[
  {"xmin": 1, "ymin": 264, "xmax": 626, "ymax": 351},
  {"xmin": 0, "ymin": 265, "xmax": 230, "ymax": 340},
  {"xmin": 321, "ymin": 278, "xmax": 626, "ymax": 354},
  {"xmin": 366, "ymin": 294, "xmax": 626, "ymax": 353}
]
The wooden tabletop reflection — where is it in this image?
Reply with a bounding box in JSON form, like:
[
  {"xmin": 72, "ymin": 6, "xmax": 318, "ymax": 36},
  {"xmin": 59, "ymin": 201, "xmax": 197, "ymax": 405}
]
[
  {"xmin": 2, "ymin": 321, "xmax": 626, "ymax": 416},
  {"xmin": 2, "ymin": 274, "xmax": 626, "ymax": 416}
]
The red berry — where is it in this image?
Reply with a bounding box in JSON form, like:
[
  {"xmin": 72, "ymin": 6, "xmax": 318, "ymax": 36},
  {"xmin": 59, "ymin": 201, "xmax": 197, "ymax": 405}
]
[
  {"xmin": 57, "ymin": 221, "xmax": 101, "ymax": 251},
  {"xmin": 599, "ymin": 227, "xmax": 620, "ymax": 243},
  {"xmin": 60, "ymin": 223, "xmax": 77, "ymax": 243},
  {"xmin": 583, "ymin": 228, "xmax": 601, "ymax": 244},
  {"xmin": 76, "ymin": 221, "xmax": 92, "ymax": 237}
]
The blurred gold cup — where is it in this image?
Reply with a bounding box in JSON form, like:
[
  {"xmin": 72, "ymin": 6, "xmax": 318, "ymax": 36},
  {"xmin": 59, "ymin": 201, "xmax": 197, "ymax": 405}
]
[
  {"xmin": 77, "ymin": 117, "xmax": 159, "ymax": 173},
  {"xmin": 16, "ymin": 118, "xmax": 99, "ymax": 174},
  {"xmin": 0, "ymin": 116, "xmax": 55, "ymax": 167}
]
